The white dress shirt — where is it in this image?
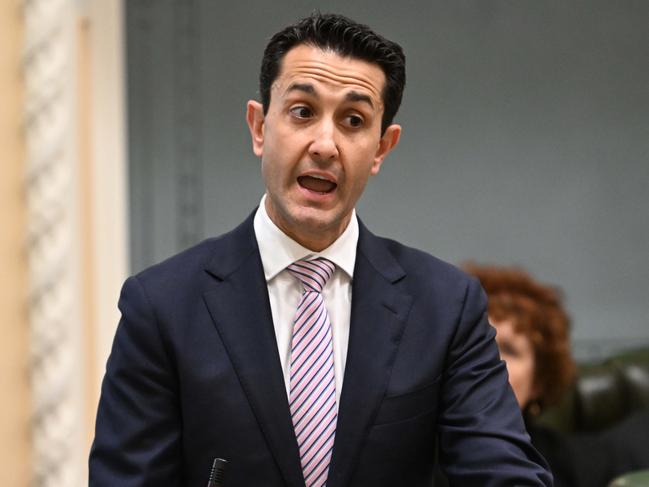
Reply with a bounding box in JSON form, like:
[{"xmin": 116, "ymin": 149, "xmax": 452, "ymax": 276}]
[{"xmin": 253, "ymin": 195, "xmax": 358, "ymax": 409}]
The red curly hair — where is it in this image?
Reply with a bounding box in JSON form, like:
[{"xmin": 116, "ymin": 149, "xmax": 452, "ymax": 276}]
[{"xmin": 463, "ymin": 263, "xmax": 576, "ymax": 412}]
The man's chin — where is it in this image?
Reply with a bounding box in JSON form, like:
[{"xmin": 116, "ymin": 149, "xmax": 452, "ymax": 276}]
[
  {"xmin": 285, "ymin": 208, "xmax": 351, "ymax": 249},
  {"xmin": 295, "ymin": 207, "xmax": 349, "ymax": 230}
]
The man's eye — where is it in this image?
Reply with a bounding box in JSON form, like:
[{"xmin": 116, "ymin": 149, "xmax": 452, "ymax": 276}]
[
  {"xmin": 289, "ymin": 106, "xmax": 313, "ymax": 119},
  {"xmin": 345, "ymin": 114, "xmax": 364, "ymax": 128}
]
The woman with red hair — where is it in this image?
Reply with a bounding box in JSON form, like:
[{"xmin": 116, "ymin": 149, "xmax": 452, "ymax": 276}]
[
  {"xmin": 464, "ymin": 263, "xmax": 649, "ymax": 487},
  {"xmin": 463, "ymin": 263, "xmax": 576, "ymax": 417}
]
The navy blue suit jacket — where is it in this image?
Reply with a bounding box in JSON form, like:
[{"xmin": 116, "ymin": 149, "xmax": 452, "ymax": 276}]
[{"xmin": 90, "ymin": 213, "xmax": 552, "ymax": 486}]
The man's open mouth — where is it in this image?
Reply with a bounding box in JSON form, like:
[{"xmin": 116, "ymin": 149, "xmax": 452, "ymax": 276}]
[{"xmin": 297, "ymin": 175, "xmax": 337, "ymax": 194}]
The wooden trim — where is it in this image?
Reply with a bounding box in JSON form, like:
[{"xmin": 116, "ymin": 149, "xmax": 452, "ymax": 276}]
[
  {"xmin": 84, "ymin": 0, "xmax": 129, "ymax": 442},
  {"xmin": 0, "ymin": 0, "xmax": 32, "ymax": 484},
  {"xmin": 76, "ymin": 16, "xmax": 97, "ymax": 451}
]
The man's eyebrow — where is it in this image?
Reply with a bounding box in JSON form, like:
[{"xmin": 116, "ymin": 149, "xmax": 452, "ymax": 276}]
[
  {"xmin": 286, "ymin": 83, "xmax": 318, "ymax": 97},
  {"xmin": 285, "ymin": 84, "xmax": 374, "ymax": 108},
  {"xmin": 345, "ymin": 91, "xmax": 374, "ymax": 108}
]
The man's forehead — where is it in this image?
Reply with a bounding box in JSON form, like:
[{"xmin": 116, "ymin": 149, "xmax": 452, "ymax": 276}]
[{"xmin": 272, "ymin": 44, "xmax": 385, "ymax": 104}]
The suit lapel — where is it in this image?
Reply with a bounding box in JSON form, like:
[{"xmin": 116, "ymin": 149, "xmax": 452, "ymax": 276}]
[
  {"xmin": 202, "ymin": 214, "xmax": 305, "ymax": 487},
  {"xmin": 327, "ymin": 221, "xmax": 413, "ymax": 487}
]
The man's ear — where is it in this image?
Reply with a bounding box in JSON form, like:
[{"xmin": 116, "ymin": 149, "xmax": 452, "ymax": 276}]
[
  {"xmin": 246, "ymin": 100, "xmax": 265, "ymax": 157},
  {"xmin": 371, "ymin": 123, "xmax": 401, "ymax": 175}
]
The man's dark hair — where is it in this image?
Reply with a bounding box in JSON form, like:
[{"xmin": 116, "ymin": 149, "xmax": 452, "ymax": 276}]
[{"xmin": 259, "ymin": 13, "xmax": 406, "ymax": 134}]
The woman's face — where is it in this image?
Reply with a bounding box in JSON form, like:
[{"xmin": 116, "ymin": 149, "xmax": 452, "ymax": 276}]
[{"xmin": 492, "ymin": 318, "xmax": 536, "ymax": 409}]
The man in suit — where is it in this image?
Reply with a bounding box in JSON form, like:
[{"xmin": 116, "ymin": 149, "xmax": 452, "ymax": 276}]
[{"xmin": 90, "ymin": 13, "xmax": 552, "ymax": 486}]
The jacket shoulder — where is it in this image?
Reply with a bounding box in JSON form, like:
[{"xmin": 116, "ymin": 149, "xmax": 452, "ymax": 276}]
[
  {"xmin": 133, "ymin": 214, "xmax": 257, "ymax": 287},
  {"xmin": 373, "ymin": 234, "xmax": 479, "ymax": 295}
]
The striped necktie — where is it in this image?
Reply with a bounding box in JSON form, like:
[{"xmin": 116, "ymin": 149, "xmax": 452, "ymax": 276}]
[{"xmin": 287, "ymin": 257, "xmax": 337, "ymax": 487}]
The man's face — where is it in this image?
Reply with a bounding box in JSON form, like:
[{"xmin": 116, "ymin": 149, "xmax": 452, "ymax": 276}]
[{"xmin": 247, "ymin": 44, "xmax": 401, "ymax": 251}]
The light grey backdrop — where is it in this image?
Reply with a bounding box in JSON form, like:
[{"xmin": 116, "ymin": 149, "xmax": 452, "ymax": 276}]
[{"xmin": 126, "ymin": 0, "xmax": 649, "ymax": 359}]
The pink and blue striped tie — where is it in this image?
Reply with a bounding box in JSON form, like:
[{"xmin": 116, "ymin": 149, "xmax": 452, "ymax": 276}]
[{"xmin": 287, "ymin": 258, "xmax": 337, "ymax": 487}]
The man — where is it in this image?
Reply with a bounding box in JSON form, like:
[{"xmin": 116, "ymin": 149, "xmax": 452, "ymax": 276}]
[{"xmin": 90, "ymin": 13, "xmax": 552, "ymax": 486}]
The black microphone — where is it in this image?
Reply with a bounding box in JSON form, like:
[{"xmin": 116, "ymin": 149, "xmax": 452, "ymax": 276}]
[{"xmin": 206, "ymin": 458, "xmax": 228, "ymax": 487}]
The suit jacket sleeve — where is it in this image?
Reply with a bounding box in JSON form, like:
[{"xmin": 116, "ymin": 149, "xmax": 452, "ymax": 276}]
[
  {"xmin": 89, "ymin": 275, "xmax": 182, "ymax": 487},
  {"xmin": 437, "ymin": 277, "xmax": 553, "ymax": 486}
]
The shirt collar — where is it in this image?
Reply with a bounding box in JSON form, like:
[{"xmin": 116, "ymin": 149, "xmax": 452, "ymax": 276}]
[{"xmin": 253, "ymin": 194, "xmax": 358, "ymax": 282}]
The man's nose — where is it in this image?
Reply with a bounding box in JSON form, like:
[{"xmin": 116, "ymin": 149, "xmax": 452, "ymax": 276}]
[{"xmin": 308, "ymin": 120, "xmax": 339, "ymax": 162}]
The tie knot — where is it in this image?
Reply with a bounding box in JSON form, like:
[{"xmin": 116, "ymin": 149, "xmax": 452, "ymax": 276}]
[{"xmin": 287, "ymin": 257, "xmax": 335, "ymax": 293}]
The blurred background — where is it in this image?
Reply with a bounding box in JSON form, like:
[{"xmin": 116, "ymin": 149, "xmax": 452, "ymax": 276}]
[{"xmin": 1, "ymin": 0, "xmax": 647, "ymax": 485}]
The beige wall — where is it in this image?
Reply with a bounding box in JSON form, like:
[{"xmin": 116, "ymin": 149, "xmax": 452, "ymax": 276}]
[
  {"xmin": 1, "ymin": 1, "xmax": 128, "ymax": 484},
  {"xmin": 0, "ymin": 0, "xmax": 31, "ymax": 485}
]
